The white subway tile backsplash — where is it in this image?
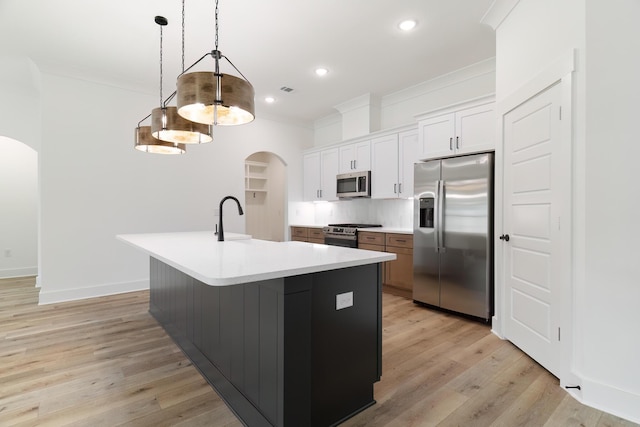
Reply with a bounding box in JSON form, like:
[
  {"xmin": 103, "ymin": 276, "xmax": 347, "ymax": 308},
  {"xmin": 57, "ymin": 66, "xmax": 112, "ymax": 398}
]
[{"xmin": 291, "ymin": 198, "xmax": 413, "ymax": 228}]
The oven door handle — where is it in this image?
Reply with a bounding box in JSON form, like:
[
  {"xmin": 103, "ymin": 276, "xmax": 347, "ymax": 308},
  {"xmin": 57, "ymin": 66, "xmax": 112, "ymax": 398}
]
[{"xmin": 323, "ymin": 234, "xmax": 357, "ymax": 240}]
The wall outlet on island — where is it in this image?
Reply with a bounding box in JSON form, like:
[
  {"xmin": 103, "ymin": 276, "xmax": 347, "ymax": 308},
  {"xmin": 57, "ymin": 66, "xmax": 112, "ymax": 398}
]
[{"xmin": 336, "ymin": 291, "xmax": 353, "ymax": 310}]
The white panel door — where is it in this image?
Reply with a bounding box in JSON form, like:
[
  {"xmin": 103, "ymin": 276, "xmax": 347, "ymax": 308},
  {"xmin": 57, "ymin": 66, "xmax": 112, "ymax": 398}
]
[{"xmin": 503, "ymin": 83, "xmax": 563, "ymax": 377}]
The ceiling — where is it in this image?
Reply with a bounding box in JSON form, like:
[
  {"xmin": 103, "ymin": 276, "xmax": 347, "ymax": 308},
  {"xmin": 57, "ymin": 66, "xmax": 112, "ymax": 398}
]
[{"xmin": 0, "ymin": 0, "xmax": 496, "ymax": 125}]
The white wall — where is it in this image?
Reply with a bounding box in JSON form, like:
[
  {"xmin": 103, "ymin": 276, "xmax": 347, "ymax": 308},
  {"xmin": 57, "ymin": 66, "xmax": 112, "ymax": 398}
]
[
  {"xmin": 496, "ymin": 0, "xmax": 640, "ymax": 422},
  {"xmin": 581, "ymin": 0, "xmax": 640, "ymax": 420},
  {"xmin": 0, "ymin": 60, "xmax": 312, "ymax": 303},
  {"xmin": 0, "ymin": 136, "xmax": 38, "ymax": 278},
  {"xmin": 313, "ymin": 58, "xmax": 496, "ymax": 147},
  {"xmin": 0, "ymin": 56, "xmax": 41, "ymax": 151}
]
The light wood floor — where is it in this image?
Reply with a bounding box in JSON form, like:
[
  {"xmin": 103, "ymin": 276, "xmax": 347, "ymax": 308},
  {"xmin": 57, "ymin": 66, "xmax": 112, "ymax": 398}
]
[{"xmin": 0, "ymin": 277, "xmax": 636, "ymax": 427}]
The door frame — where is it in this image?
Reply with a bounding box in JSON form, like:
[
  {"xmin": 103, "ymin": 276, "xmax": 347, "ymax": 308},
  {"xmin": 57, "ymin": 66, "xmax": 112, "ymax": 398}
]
[{"xmin": 493, "ymin": 49, "xmax": 578, "ymax": 388}]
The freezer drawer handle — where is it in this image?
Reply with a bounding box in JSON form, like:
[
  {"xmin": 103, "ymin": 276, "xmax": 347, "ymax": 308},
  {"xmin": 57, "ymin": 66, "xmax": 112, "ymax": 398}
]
[{"xmin": 499, "ymin": 234, "xmax": 510, "ymax": 242}]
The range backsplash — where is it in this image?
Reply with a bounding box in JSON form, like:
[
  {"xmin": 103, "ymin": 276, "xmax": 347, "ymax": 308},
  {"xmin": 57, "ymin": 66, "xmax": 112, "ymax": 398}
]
[{"xmin": 289, "ymin": 198, "xmax": 413, "ymax": 229}]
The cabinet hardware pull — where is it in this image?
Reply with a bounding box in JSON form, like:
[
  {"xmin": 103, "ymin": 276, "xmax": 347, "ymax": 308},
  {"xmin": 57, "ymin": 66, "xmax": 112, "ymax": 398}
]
[
  {"xmin": 449, "ymin": 137, "xmax": 453, "ymax": 150},
  {"xmin": 394, "ymin": 183, "xmax": 397, "ymax": 193},
  {"xmin": 456, "ymin": 136, "xmax": 459, "ymax": 149},
  {"xmin": 398, "ymin": 183, "xmax": 402, "ymax": 194},
  {"xmin": 353, "ymin": 160, "xmax": 357, "ymax": 169}
]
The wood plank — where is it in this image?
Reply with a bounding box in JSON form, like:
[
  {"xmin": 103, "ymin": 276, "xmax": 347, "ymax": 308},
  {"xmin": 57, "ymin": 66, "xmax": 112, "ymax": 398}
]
[{"xmin": 0, "ymin": 277, "xmax": 636, "ymax": 427}]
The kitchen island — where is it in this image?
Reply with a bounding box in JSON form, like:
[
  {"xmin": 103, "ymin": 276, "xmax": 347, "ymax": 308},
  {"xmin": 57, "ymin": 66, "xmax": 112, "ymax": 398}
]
[{"xmin": 117, "ymin": 231, "xmax": 395, "ymax": 427}]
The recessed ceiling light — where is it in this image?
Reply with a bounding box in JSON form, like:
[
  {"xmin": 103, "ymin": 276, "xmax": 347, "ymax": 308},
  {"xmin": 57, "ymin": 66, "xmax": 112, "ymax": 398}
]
[
  {"xmin": 398, "ymin": 19, "xmax": 417, "ymax": 31},
  {"xmin": 315, "ymin": 68, "xmax": 329, "ymax": 77},
  {"xmin": 265, "ymin": 96, "xmax": 276, "ymax": 103}
]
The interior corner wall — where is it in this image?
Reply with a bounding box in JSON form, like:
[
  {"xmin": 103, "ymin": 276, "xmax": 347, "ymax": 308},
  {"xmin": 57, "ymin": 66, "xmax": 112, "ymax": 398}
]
[
  {"xmin": 35, "ymin": 72, "xmax": 311, "ymax": 304},
  {"xmin": 497, "ymin": 0, "xmax": 640, "ymax": 423}
]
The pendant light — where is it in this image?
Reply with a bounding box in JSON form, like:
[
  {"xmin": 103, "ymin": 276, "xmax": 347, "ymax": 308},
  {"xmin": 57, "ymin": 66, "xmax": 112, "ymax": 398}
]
[
  {"xmin": 151, "ymin": 2, "xmax": 213, "ymax": 144},
  {"xmin": 133, "ymin": 17, "xmax": 186, "ymax": 155},
  {"xmin": 135, "ymin": 116, "xmax": 186, "ymax": 154},
  {"xmin": 176, "ymin": 0, "xmax": 255, "ymax": 126}
]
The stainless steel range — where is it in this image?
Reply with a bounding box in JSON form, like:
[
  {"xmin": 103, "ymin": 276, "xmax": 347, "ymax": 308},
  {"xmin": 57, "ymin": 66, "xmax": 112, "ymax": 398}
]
[{"xmin": 322, "ymin": 223, "xmax": 382, "ymax": 248}]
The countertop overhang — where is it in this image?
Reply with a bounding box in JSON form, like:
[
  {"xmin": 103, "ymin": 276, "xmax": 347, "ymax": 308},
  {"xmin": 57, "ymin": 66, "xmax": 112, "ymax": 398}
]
[{"xmin": 117, "ymin": 231, "xmax": 396, "ymax": 286}]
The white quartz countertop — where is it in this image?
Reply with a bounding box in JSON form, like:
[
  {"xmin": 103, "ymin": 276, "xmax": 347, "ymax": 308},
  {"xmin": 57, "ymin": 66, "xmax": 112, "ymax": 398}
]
[{"xmin": 117, "ymin": 231, "xmax": 396, "ymax": 287}]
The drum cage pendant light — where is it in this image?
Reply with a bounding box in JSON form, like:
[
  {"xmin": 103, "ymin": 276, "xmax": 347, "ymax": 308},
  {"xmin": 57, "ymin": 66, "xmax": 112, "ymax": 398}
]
[
  {"xmin": 135, "ymin": 113, "xmax": 186, "ymax": 154},
  {"xmin": 151, "ymin": 3, "xmax": 213, "ymax": 144},
  {"xmin": 176, "ymin": 0, "xmax": 255, "ymax": 126},
  {"xmin": 133, "ymin": 16, "xmax": 186, "ymax": 155}
]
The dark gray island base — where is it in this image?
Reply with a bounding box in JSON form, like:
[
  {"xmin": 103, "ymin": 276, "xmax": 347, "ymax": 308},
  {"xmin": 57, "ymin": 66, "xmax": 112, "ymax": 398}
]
[{"xmin": 149, "ymin": 257, "xmax": 383, "ymax": 427}]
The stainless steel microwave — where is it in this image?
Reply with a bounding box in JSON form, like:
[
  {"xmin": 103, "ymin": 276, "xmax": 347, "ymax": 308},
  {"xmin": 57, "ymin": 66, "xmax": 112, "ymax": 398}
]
[{"xmin": 336, "ymin": 171, "xmax": 371, "ymax": 198}]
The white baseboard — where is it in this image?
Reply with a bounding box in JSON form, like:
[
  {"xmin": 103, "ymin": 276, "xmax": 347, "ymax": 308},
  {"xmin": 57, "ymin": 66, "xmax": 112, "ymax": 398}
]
[
  {"xmin": 38, "ymin": 279, "xmax": 149, "ymax": 305},
  {"xmin": 0, "ymin": 266, "xmax": 38, "ymax": 279},
  {"xmin": 568, "ymin": 375, "xmax": 640, "ymax": 424}
]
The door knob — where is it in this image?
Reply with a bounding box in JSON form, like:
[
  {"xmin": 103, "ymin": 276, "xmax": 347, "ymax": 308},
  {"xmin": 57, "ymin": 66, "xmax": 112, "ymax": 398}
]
[{"xmin": 499, "ymin": 234, "xmax": 510, "ymax": 242}]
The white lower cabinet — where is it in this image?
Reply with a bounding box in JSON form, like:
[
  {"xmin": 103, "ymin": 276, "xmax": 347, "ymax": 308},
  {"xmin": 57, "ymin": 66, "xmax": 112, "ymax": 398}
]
[
  {"xmin": 371, "ymin": 129, "xmax": 419, "ymax": 199},
  {"xmin": 303, "ymin": 148, "xmax": 339, "ymax": 201}
]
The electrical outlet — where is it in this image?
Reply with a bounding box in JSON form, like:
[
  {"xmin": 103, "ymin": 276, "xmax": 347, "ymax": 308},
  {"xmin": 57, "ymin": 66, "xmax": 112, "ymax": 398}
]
[
  {"xmin": 4, "ymin": 249, "xmax": 11, "ymax": 257},
  {"xmin": 336, "ymin": 291, "xmax": 353, "ymax": 310}
]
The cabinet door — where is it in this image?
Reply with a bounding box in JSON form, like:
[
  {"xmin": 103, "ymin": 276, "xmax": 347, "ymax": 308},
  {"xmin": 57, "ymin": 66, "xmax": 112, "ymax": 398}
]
[
  {"xmin": 353, "ymin": 140, "xmax": 371, "ymax": 172},
  {"xmin": 418, "ymin": 113, "xmax": 455, "ymax": 159},
  {"xmin": 455, "ymin": 103, "xmax": 495, "ymax": 155},
  {"xmin": 371, "ymin": 134, "xmax": 399, "ymax": 199},
  {"xmin": 384, "ymin": 247, "xmax": 413, "ymax": 292},
  {"xmin": 303, "ymin": 152, "xmax": 321, "ymax": 201},
  {"xmin": 339, "ymin": 141, "xmax": 371, "ymax": 173},
  {"xmin": 320, "ymin": 148, "xmax": 339, "ymax": 201},
  {"xmin": 338, "ymin": 144, "xmax": 355, "ymax": 174},
  {"xmin": 398, "ymin": 130, "xmax": 419, "ymax": 199}
]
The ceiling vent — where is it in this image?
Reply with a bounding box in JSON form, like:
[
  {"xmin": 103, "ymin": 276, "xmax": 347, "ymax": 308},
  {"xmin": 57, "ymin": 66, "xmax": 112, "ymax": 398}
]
[{"xmin": 280, "ymin": 86, "xmax": 294, "ymax": 93}]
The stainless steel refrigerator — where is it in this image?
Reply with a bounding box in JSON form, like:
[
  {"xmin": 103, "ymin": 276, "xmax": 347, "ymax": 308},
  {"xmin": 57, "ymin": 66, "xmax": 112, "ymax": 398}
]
[{"xmin": 413, "ymin": 152, "xmax": 493, "ymax": 321}]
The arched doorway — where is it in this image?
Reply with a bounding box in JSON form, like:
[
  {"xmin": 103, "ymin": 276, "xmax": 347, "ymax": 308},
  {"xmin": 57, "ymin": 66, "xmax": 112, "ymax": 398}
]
[
  {"xmin": 244, "ymin": 152, "xmax": 286, "ymax": 241},
  {"xmin": 0, "ymin": 136, "xmax": 38, "ymax": 279}
]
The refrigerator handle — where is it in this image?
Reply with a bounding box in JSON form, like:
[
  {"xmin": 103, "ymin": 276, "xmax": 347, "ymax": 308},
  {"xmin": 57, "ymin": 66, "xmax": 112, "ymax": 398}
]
[
  {"xmin": 434, "ymin": 180, "xmax": 441, "ymax": 252},
  {"xmin": 438, "ymin": 180, "xmax": 446, "ymax": 252}
]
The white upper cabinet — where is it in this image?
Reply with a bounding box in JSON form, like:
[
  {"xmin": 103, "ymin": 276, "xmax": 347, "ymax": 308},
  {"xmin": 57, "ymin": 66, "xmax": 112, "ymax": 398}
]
[
  {"xmin": 320, "ymin": 148, "xmax": 339, "ymax": 201},
  {"xmin": 418, "ymin": 101, "xmax": 495, "ymax": 160},
  {"xmin": 339, "ymin": 140, "xmax": 371, "ymax": 173},
  {"xmin": 303, "ymin": 148, "xmax": 339, "ymax": 201},
  {"xmin": 371, "ymin": 129, "xmax": 419, "ymax": 199},
  {"xmin": 371, "ymin": 134, "xmax": 398, "ymax": 199},
  {"xmin": 398, "ymin": 129, "xmax": 419, "ymax": 198}
]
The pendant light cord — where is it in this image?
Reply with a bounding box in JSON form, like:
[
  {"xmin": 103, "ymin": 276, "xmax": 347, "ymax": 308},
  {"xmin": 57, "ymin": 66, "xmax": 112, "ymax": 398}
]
[
  {"xmin": 215, "ymin": 0, "xmax": 219, "ymax": 52},
  {"xmin": 182, "ymin": 0, "xmax": 185, "ymax": 73},
  {"xmin": 158, "ymin": 18, "xmax": 165, "ymax": 107}
]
